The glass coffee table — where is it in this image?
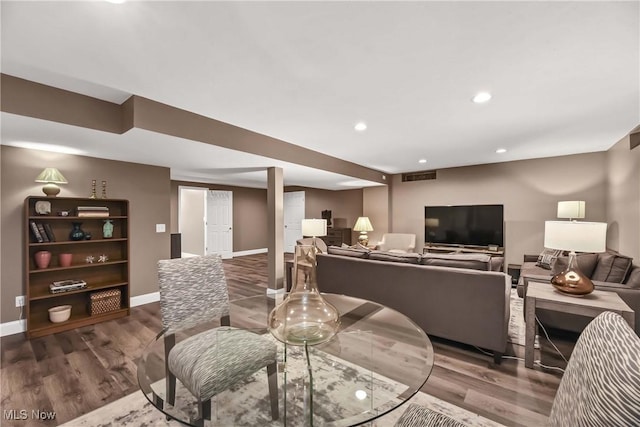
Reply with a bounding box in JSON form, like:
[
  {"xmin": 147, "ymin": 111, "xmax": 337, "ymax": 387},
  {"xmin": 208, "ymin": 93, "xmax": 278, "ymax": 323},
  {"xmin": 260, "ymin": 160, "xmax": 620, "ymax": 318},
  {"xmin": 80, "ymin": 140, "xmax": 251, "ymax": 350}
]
[{"xmin": 137, "ymin": 293, "xmax": 434, "ymax": 426}]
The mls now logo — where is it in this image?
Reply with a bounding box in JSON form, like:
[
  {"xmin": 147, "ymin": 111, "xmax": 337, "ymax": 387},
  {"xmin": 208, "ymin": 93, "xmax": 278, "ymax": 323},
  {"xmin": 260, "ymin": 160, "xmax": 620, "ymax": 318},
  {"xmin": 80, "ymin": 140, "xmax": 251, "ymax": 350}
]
[{"xmin": 3, "ymin": 410, "xmax": 28, "ymax": 420}]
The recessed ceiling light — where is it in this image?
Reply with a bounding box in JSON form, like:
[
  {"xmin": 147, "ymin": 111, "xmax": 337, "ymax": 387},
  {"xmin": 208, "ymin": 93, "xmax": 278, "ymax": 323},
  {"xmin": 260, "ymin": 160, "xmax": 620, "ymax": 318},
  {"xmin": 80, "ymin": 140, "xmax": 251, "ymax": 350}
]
[
  {"xmin": 496, "ymin": 148, "xmax": 507, "ymax": 154},
  {"xmin": 354, "ymin": 122, "xmax": 367, "ymax": 132},
  {"xmin": 472, "ymin": 92, "xmax": 492, "ymax": 103},
  {"xmin": 418, "ymin": 159, "xmax": 427, "ymax": 164}
]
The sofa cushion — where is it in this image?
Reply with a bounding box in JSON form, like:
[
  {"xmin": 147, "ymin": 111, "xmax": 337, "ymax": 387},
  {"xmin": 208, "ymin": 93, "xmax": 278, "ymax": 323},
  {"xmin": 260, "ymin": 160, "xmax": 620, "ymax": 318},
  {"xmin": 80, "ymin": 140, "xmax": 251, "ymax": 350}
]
[
  {"xmin": 368, "ymin": 251, "xmax": 421, "ymax": 264},
  {"xmin": 551, "ymin": 253, "xmax": 599, "ymax": 278},
  {"xmin": 420, "ymin": 253, "xmax": 491, "ymax": 271},
  {"xmin": 625, "ymin": 267, "xmax": 640, "ymax": 288},
  {"xmin": 591, "ymin": 251, "xmax": 633, "ymax": 283},
  {"xmin": 536, "ymin": 248, "xmax": 563, "ymax": 270},
  {"xmin": 327, "ymin": 245, "xmax": 369, "ymax": 258},
  {"xmin": 489, "ymin": 256, "xmax": 504, "ymax": 272}
]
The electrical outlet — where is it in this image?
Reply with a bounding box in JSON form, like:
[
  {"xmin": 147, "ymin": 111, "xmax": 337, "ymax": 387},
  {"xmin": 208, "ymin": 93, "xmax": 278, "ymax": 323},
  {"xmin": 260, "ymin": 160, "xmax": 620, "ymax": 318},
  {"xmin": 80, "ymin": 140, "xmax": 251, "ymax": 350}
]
[{"xmin": 15, "ymin": 295, "xmax": 25, "ymax": 307}]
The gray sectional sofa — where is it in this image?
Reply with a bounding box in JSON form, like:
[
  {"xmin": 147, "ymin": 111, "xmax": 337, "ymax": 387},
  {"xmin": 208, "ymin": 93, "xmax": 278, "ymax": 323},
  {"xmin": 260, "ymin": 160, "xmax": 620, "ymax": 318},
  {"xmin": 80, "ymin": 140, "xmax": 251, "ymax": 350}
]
[
  {"xmin": 315, "ymin": 247, "xmax": 511, "ymax": 362},
  {"xmin": 518, "ymin": 250, "xmax": 640, "ymax": 334}
]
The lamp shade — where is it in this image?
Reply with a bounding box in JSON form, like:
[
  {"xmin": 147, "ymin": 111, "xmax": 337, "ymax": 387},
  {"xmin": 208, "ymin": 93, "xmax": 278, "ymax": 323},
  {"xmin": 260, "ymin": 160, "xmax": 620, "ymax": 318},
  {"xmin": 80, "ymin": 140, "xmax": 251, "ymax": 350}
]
[
  {"xmin": 35, "ymin": 168, "xmax": 68, "ymax": 184},
  {"xmin": 557, "ymin": 201, "xmax": 585, "ymax": 219},
  {"xmin": 544, "ymin": 221, "xmax": 607, "ymax": 253},
  {"xmin": 353, "ymin": 217, "xmax": 373, "ymax": 232},
  {"xmin": 301, "ymin": 219, "xmax": 327, "ymax": 237}
]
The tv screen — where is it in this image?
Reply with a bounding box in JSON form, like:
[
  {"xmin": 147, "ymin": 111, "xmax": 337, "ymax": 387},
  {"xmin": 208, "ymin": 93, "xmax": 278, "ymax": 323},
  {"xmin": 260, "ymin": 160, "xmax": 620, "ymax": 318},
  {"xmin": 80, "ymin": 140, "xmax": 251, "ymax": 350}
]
[{"xmin": 425, "ymin": 204, "xmax": 504, "ymax": 247}]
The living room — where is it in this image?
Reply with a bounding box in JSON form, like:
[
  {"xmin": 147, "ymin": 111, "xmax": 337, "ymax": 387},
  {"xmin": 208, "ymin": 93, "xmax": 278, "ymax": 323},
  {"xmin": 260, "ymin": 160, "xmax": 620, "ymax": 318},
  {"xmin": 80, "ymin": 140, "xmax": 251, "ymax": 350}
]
[{"xmin": 2, "ymin": 1, "xmax": 640, "ymax": 426}]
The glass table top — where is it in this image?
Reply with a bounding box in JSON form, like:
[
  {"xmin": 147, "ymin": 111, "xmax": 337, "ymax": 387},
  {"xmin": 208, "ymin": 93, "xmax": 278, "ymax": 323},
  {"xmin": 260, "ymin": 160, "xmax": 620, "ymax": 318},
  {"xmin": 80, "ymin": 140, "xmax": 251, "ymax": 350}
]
[{"xmin": 137, "ymin": 293, "xmax": 434, "ymax": 426}]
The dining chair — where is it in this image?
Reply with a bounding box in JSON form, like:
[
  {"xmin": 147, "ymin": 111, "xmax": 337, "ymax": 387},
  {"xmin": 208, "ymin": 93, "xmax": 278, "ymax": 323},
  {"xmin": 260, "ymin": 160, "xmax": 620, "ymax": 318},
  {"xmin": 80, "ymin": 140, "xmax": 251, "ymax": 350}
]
[{"xmin": 158, "ymin": 255, "xmax": 279, "ymax": 425}]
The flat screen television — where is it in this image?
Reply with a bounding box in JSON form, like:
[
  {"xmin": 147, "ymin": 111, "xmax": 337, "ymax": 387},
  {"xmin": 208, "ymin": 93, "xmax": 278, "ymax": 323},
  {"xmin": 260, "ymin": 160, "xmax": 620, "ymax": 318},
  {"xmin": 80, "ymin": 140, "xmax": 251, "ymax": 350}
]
[{"xmin": 424, "ymin": 204, "xmax": 504, "ymax": 247}]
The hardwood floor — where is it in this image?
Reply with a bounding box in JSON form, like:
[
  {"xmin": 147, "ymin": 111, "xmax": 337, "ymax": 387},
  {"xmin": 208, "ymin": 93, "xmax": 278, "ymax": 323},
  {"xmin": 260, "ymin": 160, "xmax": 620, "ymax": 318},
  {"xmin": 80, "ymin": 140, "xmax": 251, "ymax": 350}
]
[{"xmin": 0, "ymin": 254, "xmax": 573, "ymax": 426}]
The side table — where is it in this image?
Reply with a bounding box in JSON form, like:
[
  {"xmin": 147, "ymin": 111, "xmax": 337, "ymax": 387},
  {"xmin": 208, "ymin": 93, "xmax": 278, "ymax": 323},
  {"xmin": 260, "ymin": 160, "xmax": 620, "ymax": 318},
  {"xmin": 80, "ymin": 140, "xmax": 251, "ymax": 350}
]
[{"xmin": 524, "ymin": 280, "xmax": 635, "ymax": 369}]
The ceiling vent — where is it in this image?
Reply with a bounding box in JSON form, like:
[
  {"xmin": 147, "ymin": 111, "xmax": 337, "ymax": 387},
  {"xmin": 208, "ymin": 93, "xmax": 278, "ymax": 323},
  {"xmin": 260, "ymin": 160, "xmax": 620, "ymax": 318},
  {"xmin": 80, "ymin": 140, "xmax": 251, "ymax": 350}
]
[{"xmin": 401, "ymin": 170, "xmax": 437, "ymax": 182}]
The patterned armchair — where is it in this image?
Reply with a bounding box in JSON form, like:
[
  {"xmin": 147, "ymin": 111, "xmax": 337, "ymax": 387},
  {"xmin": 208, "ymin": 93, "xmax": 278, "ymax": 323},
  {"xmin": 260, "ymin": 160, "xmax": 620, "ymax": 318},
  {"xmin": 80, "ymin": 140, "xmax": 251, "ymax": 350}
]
[
  {"xmin": 158, "ymin": 255, "xmax": 279, "ymax": 423},
  {"xmin": 395, "ymin": 311, "xmax": 640, "ymax": 426}
]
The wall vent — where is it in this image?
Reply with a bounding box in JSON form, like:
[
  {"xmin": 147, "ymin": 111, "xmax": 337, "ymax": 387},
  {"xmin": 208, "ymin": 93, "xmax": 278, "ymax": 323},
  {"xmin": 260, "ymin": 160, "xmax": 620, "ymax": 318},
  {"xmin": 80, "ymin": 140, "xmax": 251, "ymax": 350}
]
[{"xmin": 401, "ymin": 170, "xmax": 437, "ymax": 182}]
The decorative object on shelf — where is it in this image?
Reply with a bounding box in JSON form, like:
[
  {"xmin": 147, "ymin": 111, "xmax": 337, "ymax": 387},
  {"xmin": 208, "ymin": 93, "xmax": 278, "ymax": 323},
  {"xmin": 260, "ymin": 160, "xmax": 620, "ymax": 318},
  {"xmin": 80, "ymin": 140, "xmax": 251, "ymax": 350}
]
[
  {"xmin": 89, "ymin": 289, "xmax": 121, "ymax": 315},
  {"xmin": 98, "ymin": 254, "xmax": 109, "ymax": 263},
  {"xmin": 85, "ymin": 255, "xmax": 95, "ymax": 264},
  {"xmin": 353, "ymin": 216, "xmax": 374, "ymax": 246},
  {"xmin": 269, "ymin": 243, "xmax": 340, "ymax": 346},
  {"xmin": 84, "ymin": 232, "xmax": 92, "ymax": 240},
  {"xmin": 48, "ymin": 305, "xmax": 72, "ymax": 323},
  {"xmin": 35, "ymin": 167, "xmax": 68, "ymax": 197},
  {"xmin": 321, "ymin": 209, "xmax": 332, "ymax": 227},
  {"xmin": 101, "ymin": 180, "xmax": 107, "ymax": 199},
  {"xmin": 34, "ymin": 250, "xmax": 52, "ymax": 269},
  {"xmin": 57, "ymin": 210, "xmax": 70, "ymax": 217},
  {"xmin": 89, "ymin": 179, "xmax": 97, "ymax": 199},
  {"xmin": 544, "ymin": 220, "xmax": 607, "ymax": 296},
  {"xmin": 35, "ymin": 201, "xmax": 52, "ymax": 215},
  {"xmin": 103, "ymin": 219, "xmax": 114, "ymax": 238},
  {"xmin": 58, "ymin": 253, "xmax": 73, "ymax": 267},
  {"xmin": 557, "ymin": 201, "xmax": 586, "ymax": 221},
  {"xmin": 69, "ymin": 222, "xmax": 86, "ymax": 241}
]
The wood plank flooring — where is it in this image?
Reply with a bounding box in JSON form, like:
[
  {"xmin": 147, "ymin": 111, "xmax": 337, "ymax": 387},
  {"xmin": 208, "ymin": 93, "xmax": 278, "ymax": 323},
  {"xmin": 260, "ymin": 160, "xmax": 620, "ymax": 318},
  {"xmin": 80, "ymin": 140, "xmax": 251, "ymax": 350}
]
[{"xmin": 0, "ymin": 254, "xmax": 574, "ymax": 426}]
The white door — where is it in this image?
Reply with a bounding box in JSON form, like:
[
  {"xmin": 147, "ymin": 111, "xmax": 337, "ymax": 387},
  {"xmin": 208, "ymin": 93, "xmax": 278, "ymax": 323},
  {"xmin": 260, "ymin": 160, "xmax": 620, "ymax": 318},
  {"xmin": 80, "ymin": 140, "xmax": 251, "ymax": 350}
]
[
  {"xmin": 178, "ymin": 186, "xmax": 206, "ymax": 257},
  {"xmin": 284, "ymin": 191, "xmax": 305, "ymax": 253},
  {"xmin": 206, "ymin": 190, "xmax": 233, "ymax": 259}
]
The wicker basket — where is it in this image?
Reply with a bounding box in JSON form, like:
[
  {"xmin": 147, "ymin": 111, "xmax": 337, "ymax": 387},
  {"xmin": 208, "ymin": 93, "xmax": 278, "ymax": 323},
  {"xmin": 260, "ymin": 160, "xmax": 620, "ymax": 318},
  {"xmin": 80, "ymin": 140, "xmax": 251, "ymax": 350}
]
[{"xmin": 89, "ymin": 289, "xmax": 121, "ymax": 315}]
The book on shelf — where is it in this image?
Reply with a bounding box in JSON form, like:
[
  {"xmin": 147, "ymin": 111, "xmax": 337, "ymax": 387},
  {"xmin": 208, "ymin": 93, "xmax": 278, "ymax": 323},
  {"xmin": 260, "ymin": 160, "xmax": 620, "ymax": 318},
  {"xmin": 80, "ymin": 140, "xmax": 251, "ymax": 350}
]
[
  {"xmin": 77, "ymin": 211, "xmax": 110, "ymax": 217},
  {"xmin": 50, "ymin": 279, "xmax": 87, "ymax": 294},
  {"xmin": 29, "ymin": 220, "xmax": 44, "ymax": 243},
  {"xmin": 43, "ymin": 223, "xmax": 56, "ymax": 242},
  {"xmin": 36, "ymin": 223, "xmax": 50, "ymax": 242},
  {"xmin": 77, "ymin": 206, "xmax": 109, "ymax": 211}
]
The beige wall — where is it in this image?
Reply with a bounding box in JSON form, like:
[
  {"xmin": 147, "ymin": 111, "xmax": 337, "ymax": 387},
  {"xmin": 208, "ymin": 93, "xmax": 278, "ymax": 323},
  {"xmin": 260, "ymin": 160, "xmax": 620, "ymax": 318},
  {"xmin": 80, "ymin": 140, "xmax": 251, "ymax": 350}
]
[
  {"xmin": 1, "ymin": 146, "xmax": 171, "ymax": 323},
  {"xmin": 363, "ymin": 186, "xmax": 389, "ymax": 245},
  {"xmin": 171, "ymin": 181, "xmax": 269, "ymax": 252},
  {"xmin": 390, "ymin": 152, "xmax": 608, "ymax": 266},
  {"xmin": 607, "ymin": 136, "xmax": 640, "ymax": 261}
]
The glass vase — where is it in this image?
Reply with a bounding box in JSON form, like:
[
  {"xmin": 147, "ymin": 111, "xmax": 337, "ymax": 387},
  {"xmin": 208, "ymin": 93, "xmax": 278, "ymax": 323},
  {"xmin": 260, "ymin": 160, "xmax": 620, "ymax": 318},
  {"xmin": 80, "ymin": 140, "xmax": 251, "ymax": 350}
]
[
  {"xmin": 269, "ymin": 243, "xmax": 340, "ymax": 346},
  {"xmin": 69, "ymin": 222, "xmax": 86, "ymax": 241}
]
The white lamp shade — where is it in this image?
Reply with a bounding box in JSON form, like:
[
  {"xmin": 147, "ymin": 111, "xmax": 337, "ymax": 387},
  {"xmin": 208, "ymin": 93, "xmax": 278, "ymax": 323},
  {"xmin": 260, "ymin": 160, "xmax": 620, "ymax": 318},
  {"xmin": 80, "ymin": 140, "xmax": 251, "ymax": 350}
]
[
  {"xmin": 35, "ymin": 167, "xmax": 68, "ymax": 184},
  {"xmin": 557, "ymin": 201, "xmax": 585, "ymax": 219},
  {"xmin": 301, "ymin": 219, "xmax": 327, "ymax": 237},
  {"xmin": 544, "ymin": 221, "xmax": 607, "ymax": 253},
  {"xmin": 353, "ymin": 217, "xmax": 374, "ymax": 232}
]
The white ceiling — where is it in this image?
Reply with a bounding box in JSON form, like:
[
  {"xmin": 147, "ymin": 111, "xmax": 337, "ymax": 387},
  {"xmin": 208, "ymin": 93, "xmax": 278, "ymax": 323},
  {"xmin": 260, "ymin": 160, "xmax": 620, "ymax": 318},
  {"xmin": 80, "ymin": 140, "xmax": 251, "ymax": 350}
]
[{"xmin": 1, "ymin": 1, "xmax": 638, "ymax": 189}]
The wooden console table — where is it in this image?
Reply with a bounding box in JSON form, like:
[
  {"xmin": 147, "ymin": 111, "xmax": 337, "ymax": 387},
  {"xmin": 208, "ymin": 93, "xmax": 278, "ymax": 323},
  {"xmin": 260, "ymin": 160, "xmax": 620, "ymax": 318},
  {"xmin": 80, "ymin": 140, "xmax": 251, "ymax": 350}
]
[{"xmin": 524, "ymin": 280, "xmax": 635, "ymax": 369}]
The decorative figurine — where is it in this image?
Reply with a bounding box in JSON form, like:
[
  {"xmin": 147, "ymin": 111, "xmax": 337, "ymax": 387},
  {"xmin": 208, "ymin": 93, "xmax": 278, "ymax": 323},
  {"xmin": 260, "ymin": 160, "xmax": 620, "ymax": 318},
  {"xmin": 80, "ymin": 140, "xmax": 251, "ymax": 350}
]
[
  {"xmin": 98, "ymin": 254, "xmax": 109, "ymax": 263},
  {"xmin": 89, "ymin": 179, "xmax": 97, "ymax": 199},
  {"xmin": 85, "ymin": 255, "xmax": 95, "ymax": 264},
  {"xmin": 103, "ymin": 219, "xmax": 114, "ymax": 239}
]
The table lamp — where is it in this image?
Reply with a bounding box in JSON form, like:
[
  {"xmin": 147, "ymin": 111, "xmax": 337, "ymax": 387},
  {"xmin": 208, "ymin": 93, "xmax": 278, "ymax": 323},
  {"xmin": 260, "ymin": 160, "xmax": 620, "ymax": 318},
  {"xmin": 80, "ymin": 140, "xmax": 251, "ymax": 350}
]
[
  {"xmin": 544, "ymin": 220, "xmax": 607, "ymax": 295},
  {"xmin": 35, "ymin": 168, "xmax": 68, "ymax": 196},
  {"xmin": 557, "ymin": 201, "xmax": 585, "ymax": 221},
  {"xmin": 301, "ymin": 218, "xmax": 327, "ymax": 250},
  {"xmin": 353, "ymin": 217, "xmax": 374, "ymax": 246}
]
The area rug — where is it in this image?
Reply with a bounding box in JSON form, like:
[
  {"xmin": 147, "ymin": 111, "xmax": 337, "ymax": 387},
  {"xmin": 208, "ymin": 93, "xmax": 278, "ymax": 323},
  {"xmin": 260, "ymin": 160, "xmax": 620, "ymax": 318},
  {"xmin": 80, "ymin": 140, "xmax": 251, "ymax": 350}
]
[
  {"xmin": 508, "ymin": 288, "xmax": 539, "ymax": 349},
  {"xmin": 61, "ymin": 346, "xmax": 503, "ymax": 427}
]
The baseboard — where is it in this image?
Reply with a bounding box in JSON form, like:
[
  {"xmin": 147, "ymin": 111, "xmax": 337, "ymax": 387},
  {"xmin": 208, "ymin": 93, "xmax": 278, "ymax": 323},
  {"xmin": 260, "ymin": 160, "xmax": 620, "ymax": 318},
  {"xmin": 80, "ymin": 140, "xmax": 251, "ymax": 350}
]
[
  {"xmin": 233, "ymin": 248, "xmax": 268, "ymax": 257},
  {"xmin": 0, "ymin": 319, "xmax": 26, "ymax": 337},
  {"xmin": 130, "ymin": 292, "xmax": 160, "ymax": 307}
]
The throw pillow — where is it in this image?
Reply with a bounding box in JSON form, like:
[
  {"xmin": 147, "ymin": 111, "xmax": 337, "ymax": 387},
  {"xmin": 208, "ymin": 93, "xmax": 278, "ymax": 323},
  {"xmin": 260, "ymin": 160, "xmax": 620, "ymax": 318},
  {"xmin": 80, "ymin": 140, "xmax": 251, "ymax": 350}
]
[
  {"xmin": 591, "ymin": 251, "xmax": 634, "ymax": 283},
  {"xmin": 552, "ymin": 253, "xmax": 599, "ymax": 278},
  {"xmin": 536, "ymin": 248, "xmax": 563, "ymax": 270},
  {"xmin": 368, "ymin": 251, "xmax": 421, "ymax": 264},
  {"xmin": 327, "ymin": 245, "xmax": 370, "ymax": 258},
  {"xmin": 420, "ymin": 253, "xmax": 491, "ymax": 271},
  {"xmin": 625, "ymin": 267, "xmax": 640, "ymax": 289}
]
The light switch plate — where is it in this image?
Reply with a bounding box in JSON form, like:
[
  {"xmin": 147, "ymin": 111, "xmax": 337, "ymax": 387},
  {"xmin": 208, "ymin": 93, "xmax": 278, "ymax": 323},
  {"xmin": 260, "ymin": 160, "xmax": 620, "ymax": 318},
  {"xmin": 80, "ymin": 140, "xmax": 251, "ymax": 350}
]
[{"xmin": 156, "ymin": 224, "xmax": 166, "ymax": 233}]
